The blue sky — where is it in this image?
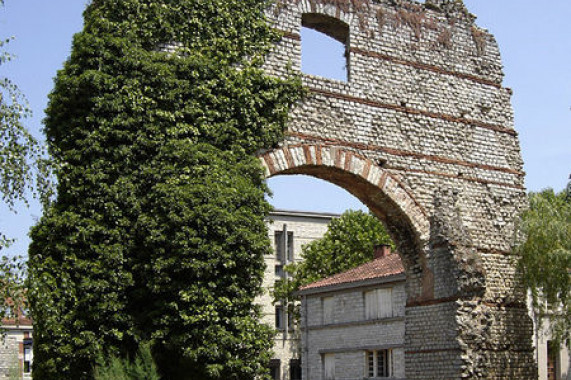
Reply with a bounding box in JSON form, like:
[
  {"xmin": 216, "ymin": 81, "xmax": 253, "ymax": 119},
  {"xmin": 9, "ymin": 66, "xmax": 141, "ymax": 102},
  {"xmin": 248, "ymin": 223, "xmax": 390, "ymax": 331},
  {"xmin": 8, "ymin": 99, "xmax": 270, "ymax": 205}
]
[{"xmin": 0, "ymin": 0, "xmax": 569, "ymax": 257}]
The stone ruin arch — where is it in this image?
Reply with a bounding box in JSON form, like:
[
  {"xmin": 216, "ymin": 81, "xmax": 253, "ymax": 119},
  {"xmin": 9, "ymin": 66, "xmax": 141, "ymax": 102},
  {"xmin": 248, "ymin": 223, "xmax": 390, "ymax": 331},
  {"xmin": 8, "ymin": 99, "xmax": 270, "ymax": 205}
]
[{"xmin": 260, "ymin": 0, "xmax": 536, "ymax": 378}]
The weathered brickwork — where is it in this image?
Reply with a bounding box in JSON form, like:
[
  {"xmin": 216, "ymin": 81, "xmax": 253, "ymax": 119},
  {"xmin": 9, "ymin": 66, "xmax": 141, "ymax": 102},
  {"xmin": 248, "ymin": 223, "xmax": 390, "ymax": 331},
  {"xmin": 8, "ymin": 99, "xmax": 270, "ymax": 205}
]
[{"xmin": 260, "ymin": 0, "xmax": 535, "ymax": 378}]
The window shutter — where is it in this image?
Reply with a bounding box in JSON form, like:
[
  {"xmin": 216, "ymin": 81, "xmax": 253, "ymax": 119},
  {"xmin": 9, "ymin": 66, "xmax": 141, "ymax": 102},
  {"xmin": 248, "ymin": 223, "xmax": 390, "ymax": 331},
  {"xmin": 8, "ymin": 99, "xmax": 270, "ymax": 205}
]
[
  {"xmin": 275, "ymin": 306, "xmax": 283, "ymax": 329},
  {"xmin": 377, "ymin": 288, "xmax": 393, "ymax": 319},
  {"xmin": 366, "ymin": 351, "xmax": 374, "ymax": 377},
  {"xmin": 324, "ymin": 354, "xmax": 335, "ymax": 380},
  {"xmin": 323, "ymin": 297, "xmax": 334, "ymax": 324},
  {"xmin": 365, "ymin": 290, "xmax": 378, "ymax": 320},
  {"xmin": 275, "ymin": 232, "xmax": 284, "ymax": 262},
  {"xmin": 287, "ymin": 232, "xmax": 294, "ymax": 262}
]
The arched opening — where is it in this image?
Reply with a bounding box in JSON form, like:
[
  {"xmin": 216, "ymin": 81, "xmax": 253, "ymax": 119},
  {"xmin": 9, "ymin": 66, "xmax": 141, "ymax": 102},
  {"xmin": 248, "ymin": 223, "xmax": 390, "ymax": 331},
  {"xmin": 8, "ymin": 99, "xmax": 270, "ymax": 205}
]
[
  {"xmin": 266, "ymin": 174, "xmax": 407, "ymax": 380},
  {"xmin": 258, "ymin": 143, "xmax": 505, "ymax": 379},
  {"xmin": 262, "ymin": 152, "xmax": 431, "ymax": 380},
  {"xmin": 262, "ymin": 1, "xmax": 536, "ymax": 377},
  {"xmin": 258, "ymin": 144, "xmax": 445, "ymax": 308},
  {"xmin": 301, "ymin": 13, "xmax": 349, "ymax": 82},
  {"xmin": 267, "ymin": 175, "xmax": 366, "ymax": 213}
]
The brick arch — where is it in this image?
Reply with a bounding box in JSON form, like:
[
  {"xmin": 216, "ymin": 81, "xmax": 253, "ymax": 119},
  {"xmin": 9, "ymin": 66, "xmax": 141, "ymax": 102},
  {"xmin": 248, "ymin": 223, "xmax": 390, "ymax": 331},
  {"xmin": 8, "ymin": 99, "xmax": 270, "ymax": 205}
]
[{"xmin": 259, "ymin": 144, "xmax": 430, "ymax": 242}]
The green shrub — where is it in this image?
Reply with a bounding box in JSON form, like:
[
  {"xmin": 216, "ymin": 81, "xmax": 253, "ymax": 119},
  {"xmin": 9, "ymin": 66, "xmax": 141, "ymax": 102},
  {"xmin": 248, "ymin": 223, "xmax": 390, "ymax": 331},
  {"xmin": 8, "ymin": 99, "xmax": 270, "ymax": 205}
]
[{"xmin": 94, "ymin": 343, "xmax": 160, "ymax": 380}]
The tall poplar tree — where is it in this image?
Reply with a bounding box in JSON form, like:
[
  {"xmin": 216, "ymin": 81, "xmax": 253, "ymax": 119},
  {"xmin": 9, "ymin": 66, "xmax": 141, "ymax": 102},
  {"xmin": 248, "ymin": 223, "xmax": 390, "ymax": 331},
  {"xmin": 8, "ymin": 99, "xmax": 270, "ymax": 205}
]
[{"xmin": 27, "ymin": 1, "xmax": 302, "ymax": 379}]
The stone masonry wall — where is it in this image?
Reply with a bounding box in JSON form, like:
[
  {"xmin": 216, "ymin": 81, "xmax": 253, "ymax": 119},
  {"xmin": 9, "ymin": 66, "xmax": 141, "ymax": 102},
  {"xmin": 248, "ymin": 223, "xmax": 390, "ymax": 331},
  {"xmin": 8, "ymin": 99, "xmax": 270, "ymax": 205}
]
[
  {"xmin": 0, "ymin": 327, "xmax": 32, "ymax": 380},
  {"xmin": 261, "ymin": 0, "xmax": 535, "ymax": 378}
]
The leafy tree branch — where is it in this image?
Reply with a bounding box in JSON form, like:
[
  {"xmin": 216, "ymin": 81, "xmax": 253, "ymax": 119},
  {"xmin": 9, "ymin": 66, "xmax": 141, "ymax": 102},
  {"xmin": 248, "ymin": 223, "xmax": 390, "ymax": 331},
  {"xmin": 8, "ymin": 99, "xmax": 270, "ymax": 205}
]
[
  {"xmin": 273, "ymin": 210, "xmax": 393, "ymax": 313},
  {"xmin": 0, "ymin": 0, "xmax": 49, "ymax": 326},
  {"xmin": 514, "ymin": 186, "xmax": 571, "ymax": 347}
]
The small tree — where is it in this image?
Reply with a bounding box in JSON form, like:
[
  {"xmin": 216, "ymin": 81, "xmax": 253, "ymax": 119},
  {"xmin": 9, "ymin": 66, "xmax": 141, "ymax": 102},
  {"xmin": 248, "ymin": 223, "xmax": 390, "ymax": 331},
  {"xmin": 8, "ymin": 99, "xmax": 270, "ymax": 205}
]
[
  {"xmin": 514, "ymin": 186, "xmax": 571, "ymax": 346},
  {"xmin": 94, "ymin": 343, "xmax": 160, "ymax": 380},
  {"xmin": 273, "ymin": 210, "xmax": 393, "ymax": 309}
]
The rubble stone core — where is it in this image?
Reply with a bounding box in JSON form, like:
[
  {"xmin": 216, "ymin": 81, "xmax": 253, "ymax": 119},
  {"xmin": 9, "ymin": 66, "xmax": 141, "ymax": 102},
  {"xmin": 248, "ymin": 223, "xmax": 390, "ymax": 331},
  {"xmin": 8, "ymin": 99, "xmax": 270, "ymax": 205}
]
[{"xmin": 259, "ymin": 0, "xmax": 536, "ymax": 379}]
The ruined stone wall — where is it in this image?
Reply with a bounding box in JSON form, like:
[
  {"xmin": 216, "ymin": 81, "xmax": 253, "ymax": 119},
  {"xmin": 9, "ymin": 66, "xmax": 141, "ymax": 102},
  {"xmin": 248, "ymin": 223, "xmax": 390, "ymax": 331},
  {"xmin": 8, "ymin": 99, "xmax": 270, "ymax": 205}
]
[{"xmin": 261, "ymin": 0, "xmax": 536, "ymax": 378}]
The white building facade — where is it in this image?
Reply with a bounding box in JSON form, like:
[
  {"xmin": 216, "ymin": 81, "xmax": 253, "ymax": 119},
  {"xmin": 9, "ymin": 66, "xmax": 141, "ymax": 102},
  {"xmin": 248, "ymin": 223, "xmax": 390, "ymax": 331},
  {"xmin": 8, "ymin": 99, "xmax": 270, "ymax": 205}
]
[
  {"xmin": 530, "ymin": 308, "xmax": 570, "ymax": 380},
  {"xmin": 260, "ymin": 210, "xmax": 339, "ymax": 380}
]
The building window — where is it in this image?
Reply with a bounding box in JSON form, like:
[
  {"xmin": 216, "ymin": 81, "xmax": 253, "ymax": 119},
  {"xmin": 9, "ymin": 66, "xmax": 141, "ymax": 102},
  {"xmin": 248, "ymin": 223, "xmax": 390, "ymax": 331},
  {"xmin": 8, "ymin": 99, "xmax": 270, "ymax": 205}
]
[
  {"xmin": 364, "ymin": 288, "xmax": 393, "ymax": 320},
  {"xmin": 288, "ymin": 309, "xmax": 295, "ymax": 330},
  {"xmin": 23, "ymin": 338, "xmax": 33, "ymax": 373},
  {"xmin": 275, "ymin": 305, "xmax": 295, "ymax": 331},
  {"xmin": 301, "ymin": 13, "xmax": 349, "ymax": 82},
  {"xmin": 269, "ymin": 359, "xmax": 281, "ymax": 380},
  {"xmin": 290, "ymin": 359, "xmax": 302, "ymax": 380},
  {"xmin": 275, "ymin": 264, "xmax": 284, "ymax": 277},
  {"xmin": 365, "ymin": 350, "xmax": 391, "ymax": 378},
  {"xmin": 275, "ymin": 229, "xmax": 294, "ymax": 263},
  {"xmin": 322, "ymin": 296, "xmax": 334, "ymax": 324},
  {"xmin": 323, "ymin": 353, "xmax": 335, "ymax": 380},
  {"xmin": 276, "ymin": 305, "xmax": 284, "ymax": 329}
]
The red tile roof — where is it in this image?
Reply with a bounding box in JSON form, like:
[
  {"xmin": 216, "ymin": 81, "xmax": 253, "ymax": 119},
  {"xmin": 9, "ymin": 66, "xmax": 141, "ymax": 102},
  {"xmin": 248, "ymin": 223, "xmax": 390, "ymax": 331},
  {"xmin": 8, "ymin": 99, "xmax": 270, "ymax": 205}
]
[
  {"xmin": 299, "ymin": 253, "xmax": 404, "ymax": 292},
  {"xmin": 2, "ymin": 316, "xmax": 33, "ymax": 327}
]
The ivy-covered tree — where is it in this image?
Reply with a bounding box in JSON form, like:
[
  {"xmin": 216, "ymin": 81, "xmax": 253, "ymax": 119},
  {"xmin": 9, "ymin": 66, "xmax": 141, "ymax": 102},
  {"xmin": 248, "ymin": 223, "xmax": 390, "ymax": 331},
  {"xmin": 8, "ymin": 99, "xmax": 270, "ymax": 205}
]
[
  {"xmin": 514, "ymin": 187, "xmax": 571, "ymax": 347},
  {"xmin": 273, "ymin": 210, "xmax": 393, "ymax": 309},
  {"xmin": 28, "ymin": 1, "xmax": 301, "ymax": 379}
]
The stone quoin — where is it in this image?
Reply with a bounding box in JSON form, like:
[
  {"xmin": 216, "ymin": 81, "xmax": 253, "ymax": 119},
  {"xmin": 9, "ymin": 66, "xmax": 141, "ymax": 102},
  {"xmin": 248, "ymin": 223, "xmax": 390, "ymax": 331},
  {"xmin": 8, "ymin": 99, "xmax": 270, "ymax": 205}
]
[{"xmin": 259, "ymin": 0, "xmax": 535, "ymax": 378}]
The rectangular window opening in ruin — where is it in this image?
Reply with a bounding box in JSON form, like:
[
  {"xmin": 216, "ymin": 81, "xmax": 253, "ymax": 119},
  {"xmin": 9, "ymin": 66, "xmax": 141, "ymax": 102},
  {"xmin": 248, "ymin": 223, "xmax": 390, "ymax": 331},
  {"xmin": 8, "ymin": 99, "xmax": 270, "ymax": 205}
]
[{"xmin": 301, "ymin": 13, "xmax": 349, "ymax": 82}]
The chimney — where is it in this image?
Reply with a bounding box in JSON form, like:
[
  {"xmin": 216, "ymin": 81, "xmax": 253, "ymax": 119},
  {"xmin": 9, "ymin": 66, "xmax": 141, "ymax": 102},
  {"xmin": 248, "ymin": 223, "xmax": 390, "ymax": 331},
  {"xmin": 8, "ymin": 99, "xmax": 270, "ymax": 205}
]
[{"xmin": 374, "ymin": 244, "xmax": 391, "ymax": 259}]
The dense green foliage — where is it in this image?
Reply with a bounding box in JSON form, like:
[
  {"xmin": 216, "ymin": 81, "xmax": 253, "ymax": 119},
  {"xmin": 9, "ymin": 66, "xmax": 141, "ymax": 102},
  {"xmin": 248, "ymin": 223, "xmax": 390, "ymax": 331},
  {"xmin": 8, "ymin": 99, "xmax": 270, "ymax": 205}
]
[
  {"xmin": 94, "ymin": 343, "xmax": 160, "ymax": 380},
  {"xmin": 28, "ymin": 0, "xmax": 302, "ymax": 379},
  {"xmin": 515, "ymin": 187, "xmax": 571, "ymax": 346},
  {"xmin": 273, "ymin": 210, "xmax": 393, "ymax": 309}
]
